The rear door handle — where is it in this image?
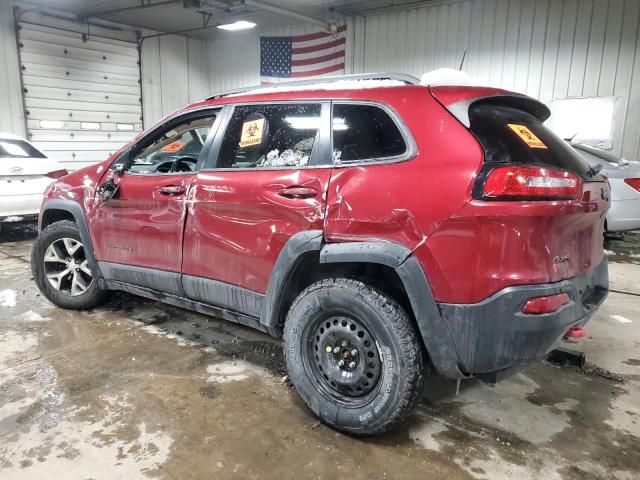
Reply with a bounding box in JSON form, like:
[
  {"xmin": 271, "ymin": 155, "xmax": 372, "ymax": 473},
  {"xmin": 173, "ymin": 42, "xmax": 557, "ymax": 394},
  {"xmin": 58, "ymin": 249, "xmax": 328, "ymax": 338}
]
[
  {"xmin": 157, "ymin": 185, "xmax": 185, "ymax": 196},
  {"xmin": 276, "ymin": 186, "xmax": 318, "ymax": 199}
]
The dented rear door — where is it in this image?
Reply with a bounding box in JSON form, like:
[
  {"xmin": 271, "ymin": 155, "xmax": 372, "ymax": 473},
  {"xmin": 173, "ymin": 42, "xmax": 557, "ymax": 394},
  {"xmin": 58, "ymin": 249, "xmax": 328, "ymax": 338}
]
[{"xmin": 181, "ymin": 102, "xmax": 332, "ymax": 295}]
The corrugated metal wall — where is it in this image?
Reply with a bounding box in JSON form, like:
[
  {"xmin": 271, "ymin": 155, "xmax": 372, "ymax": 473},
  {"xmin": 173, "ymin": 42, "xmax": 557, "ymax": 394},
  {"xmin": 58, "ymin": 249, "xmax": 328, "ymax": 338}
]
[
  {"xmin": 205, "ymin": 22, "xmax": 357, "ymax": 94},
  {"xmin": 203, "ymin": 0, "xmax": 640, "ymax": 160},
  {"xmin": 140, "ymin": 35, "xmax": 211, "ymax": 127},
  {"xmin": 350, "ymin": 0, "xmax": 640, "ymax": 160},
  {"xmin": 0, "ymin": 1, "xmax": 25, "ymax": 137},
  {"xmin": 3, "ymin": 0, "xmax": 637, "ymax": 159}
]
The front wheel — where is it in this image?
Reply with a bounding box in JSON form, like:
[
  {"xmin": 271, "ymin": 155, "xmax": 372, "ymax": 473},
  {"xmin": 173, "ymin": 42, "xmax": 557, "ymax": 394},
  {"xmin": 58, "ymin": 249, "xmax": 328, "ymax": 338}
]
[
  {"xmin": 284, "ymin": 278, "xmax": 425, "ymax": 435},
  {"xmin": 31, "ymin": 220, "xmax": 109, "ymax": 309}
]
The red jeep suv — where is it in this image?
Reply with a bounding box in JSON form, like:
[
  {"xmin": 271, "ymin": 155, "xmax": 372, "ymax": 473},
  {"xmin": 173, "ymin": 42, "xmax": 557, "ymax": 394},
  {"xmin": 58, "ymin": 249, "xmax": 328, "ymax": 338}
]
[{"xmin": 32, "ymin": 74, "xmax": 609, "ymax": 435}]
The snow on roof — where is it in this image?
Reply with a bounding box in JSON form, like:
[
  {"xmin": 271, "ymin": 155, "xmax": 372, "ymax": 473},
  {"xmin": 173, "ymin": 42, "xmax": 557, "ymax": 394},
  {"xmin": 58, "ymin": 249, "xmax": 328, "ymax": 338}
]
[
  {"xmin": 226, "ymin": 79, "xmax": 410, "ymax": 97},
  {"xmin": 419, "ymin": 68, "xmax": 494, "ymax": 87},
  {"xmin": 224, "ymin": 69, "xmax": 494, "ymax": 98}
]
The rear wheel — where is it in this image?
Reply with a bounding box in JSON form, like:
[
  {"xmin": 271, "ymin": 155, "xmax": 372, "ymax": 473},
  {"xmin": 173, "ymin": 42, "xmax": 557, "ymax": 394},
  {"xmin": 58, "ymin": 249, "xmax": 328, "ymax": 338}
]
[
  {"xmin": 32, "ymin": 220, "xmax": 109, "ymax": 309},
  {"xmin": 284, "ymin": 278, "xmax": 425, "ymax": 435}
]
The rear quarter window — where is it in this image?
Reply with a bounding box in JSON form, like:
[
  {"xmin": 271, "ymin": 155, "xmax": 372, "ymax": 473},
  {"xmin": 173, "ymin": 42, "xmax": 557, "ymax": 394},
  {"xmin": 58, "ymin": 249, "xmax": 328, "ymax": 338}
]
[
  {"xmin": 332, "ymin": 104, "xmax": 407, "ymax": 163},
  {"xmin": 468, "ymin": 103, "xmax": 593, "ymax": 179}
]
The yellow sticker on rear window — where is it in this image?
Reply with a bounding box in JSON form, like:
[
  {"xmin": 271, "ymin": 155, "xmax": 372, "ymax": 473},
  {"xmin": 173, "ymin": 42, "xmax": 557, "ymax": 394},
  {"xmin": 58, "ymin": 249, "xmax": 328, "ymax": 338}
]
[
  {"xmin": 507, "ymin": 123, "xmax": 548, "ymax": 149},
  {"xmin": 240, "ymin": 117, "xmax": 266, "ymax": 148}
]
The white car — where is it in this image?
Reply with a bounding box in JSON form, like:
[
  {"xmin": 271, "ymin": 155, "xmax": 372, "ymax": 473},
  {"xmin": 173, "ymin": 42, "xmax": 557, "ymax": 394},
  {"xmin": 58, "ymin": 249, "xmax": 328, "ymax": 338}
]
[
  {"xmin": 572, "ymin": 142, "xmax": 640, "ymax": 233},
  {"xmin": 0, "ymin": 132, "xmax": 67, "ymax": 224}
]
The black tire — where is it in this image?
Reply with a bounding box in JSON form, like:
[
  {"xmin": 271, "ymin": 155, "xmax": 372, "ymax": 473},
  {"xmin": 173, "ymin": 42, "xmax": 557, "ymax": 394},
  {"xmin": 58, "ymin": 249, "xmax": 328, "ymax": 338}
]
[
  {"xmin": 31, "ymin": 220, "xmax": 109, "ymax": 310},
  {"xmin": 284, "ymin": 278, "xmax": 425, "ymax": 435}
]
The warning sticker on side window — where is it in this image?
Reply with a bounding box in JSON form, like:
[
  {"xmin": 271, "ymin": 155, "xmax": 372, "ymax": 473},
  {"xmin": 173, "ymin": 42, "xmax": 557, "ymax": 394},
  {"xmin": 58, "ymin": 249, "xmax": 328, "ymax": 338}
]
[
  {"xmin": 240, "ymin": 117, "xmax": 266, "ymax": 148},
  {"xmin": 507, "ymin": 124, "xmax": 548, "ymax": 149},
  {"xmin": 161, "ymin": 140, "xmax": 185, "ymax": 153}
]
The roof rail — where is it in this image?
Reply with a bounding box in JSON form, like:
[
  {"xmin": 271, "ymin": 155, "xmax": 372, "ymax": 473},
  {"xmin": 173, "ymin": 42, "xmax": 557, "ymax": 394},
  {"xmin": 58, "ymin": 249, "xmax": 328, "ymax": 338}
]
[{"xmin": 204, "ymin": 72, "xmax": 421, "ymax": 100}]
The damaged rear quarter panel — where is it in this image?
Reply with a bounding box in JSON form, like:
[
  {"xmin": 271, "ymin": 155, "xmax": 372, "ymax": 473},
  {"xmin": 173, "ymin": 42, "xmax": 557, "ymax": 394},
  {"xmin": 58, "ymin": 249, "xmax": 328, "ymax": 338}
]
[{"xmin": 324, "ymin": 91, "xmax": 483, "ymax": 252}]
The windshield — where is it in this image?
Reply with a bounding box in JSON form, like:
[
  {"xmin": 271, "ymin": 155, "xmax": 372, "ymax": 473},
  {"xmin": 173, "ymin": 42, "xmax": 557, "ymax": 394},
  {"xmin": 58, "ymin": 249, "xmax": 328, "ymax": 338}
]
[{"xmin": 0, "ymin": 139, "xmax": 46, "ymax": 159}]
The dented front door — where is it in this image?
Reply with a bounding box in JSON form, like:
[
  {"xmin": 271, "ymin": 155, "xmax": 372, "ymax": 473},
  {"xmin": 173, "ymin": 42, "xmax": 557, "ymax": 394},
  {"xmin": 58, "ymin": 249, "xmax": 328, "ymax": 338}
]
[{"xmin": 91, "ymin": 173, "xmax": 193, "ymax": 272}]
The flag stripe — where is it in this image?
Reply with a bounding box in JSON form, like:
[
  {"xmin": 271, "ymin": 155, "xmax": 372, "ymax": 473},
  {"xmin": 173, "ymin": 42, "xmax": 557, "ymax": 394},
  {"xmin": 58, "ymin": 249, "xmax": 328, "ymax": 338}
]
[
  {"xmin": 292, "ymin": 57, "xmax": 344, "ymax": 73},
  {"xmin": 292, "ymin": 44, "xmax": 345, "ymax": 61},
  {"xmin": 291, "ymin": 32, "xmax": 346, "ymax": 50},
  {"xmin": 260, "ymin": 26, "xmax": 346, "ymax": 84},
  {"xmin": 291, "ymin": 37, "xmax": 346, "ymax": 55},
  {"xmin": 291, "ymin": 63, "xmax": 345, "ymax": 78},
  {"xmin": 291, "ymin": 50, "xmax": 345, "ymax": 67},
  {"xmin": 291, "ymin": 25, "xmax": 347, "ymax": 43}
]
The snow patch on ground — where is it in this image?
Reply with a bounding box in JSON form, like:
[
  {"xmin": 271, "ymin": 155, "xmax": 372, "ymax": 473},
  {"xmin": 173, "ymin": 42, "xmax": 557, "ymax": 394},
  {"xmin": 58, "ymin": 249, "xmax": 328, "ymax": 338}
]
[
  {"xmin": 0, "ymin": 289, "xmax": 17, "ymax": 307},
  {"xmin": 604, "ymin": 249, "xmax": 616, "ymax": 255},
  {"xmin": 141, "ymin": 324, "xmax": 199, "ymax": 347},
  {"xmin": 2, "ymin": 216, "xmax": 24, "ymax": 223},
  {"xmin": 206, "ymin": 360, "xmax": 266, "ymax": 383},
  {"xmin": 20, "ymin": 310, "xmax": 50, "ymax": 322},
  {"xmin": 0, "ymin": 416, "xmax": 173, "ymax": 479},
  {"xmin": 457, "ymin": 452, "xmax": 565, "ymax": 480},
  {"xmin": 409, "ymin": 418, "xmax": 451, "ymax": 452},
  {"xmin": 460, "ymin": 375, "xmax": 573, "ymax": 444},
  {"xmin": 611, "ymin": 314, "xmax": 633, "ymax": 324}
]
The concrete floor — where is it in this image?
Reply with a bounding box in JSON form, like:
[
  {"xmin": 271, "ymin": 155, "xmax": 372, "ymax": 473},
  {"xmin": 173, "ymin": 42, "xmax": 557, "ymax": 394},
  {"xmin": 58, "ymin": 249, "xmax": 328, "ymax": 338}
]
[{"xmin": 0, "ymin": 225, "xmax": 639, "ymax": 480}]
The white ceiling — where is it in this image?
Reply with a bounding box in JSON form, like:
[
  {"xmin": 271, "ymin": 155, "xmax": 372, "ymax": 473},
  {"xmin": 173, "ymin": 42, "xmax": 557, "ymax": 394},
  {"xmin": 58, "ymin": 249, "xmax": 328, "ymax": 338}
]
[{"xmin": 16, "ymin": 0, "xmax": 436, "ymax": 39}]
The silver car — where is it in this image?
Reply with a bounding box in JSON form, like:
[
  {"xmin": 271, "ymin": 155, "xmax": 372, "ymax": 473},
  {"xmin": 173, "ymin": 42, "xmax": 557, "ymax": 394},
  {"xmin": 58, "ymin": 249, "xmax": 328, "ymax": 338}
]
[{"xmin": 572, "ymin": 143, "xmax": 640, "ymax": 233}]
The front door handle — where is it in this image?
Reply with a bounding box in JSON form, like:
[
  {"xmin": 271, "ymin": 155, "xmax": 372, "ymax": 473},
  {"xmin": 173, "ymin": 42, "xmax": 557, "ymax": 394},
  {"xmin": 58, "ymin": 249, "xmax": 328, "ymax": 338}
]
[
  {"xmin": 157, "ymin": 185, "xmax": 185, "ymax": 196},
  {"xmin": 276, "ymin": 186, "xmax": 318, "ymax": 199}
]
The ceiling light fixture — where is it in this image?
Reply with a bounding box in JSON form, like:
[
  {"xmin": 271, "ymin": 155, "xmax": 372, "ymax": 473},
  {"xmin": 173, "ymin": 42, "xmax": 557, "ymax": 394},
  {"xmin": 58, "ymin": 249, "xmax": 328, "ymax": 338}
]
[{"xmin": 217, "ymin": 20, "xmax": 257, "ymax": 31}]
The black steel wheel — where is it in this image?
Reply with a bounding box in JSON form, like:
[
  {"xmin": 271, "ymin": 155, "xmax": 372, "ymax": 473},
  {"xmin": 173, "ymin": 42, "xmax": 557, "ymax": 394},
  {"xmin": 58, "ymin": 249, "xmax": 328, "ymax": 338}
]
[
  {"xmin": 304, "ymin": 312, "xmax": 383, "ymax": 405},
  {"xmin": 284, "ymin": 278, "xmax": 425, "ymax": 436}
]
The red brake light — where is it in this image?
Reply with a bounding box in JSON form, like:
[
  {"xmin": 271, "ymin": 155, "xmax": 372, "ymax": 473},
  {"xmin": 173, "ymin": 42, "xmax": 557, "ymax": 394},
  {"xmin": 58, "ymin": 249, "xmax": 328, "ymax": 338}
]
[
  {"xmin": 521, "ymin": 293, "xmax": 570, "ymax": 314},
  {"xmin": 624, "ymin": 178, "xmax": 640, "ymax": 192},
  {"xmin": 46, "ymin": 169, "xmax": 68, "ymax": 179},
  {"xmin": 483, "ymin": 166, "xmax": 580, "ymax": 200}
]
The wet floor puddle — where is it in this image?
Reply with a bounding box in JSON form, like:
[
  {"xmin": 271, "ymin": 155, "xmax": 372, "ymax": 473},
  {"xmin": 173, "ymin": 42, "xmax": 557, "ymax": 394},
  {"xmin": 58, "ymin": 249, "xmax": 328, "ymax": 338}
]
[{"xmin": 0, "ymin": 224, "xmax": 639, "ymax": 479}]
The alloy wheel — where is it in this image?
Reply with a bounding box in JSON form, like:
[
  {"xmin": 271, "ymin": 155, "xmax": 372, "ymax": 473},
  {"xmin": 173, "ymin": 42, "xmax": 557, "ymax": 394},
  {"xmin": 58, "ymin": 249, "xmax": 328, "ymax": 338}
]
[{"xmin": 43, "ymin": 238, "xmax": 93, "ymax": 296}]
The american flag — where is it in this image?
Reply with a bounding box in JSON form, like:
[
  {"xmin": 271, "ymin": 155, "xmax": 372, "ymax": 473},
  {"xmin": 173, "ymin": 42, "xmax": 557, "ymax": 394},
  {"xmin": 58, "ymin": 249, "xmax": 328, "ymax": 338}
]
[{"xmin": 260, "ymin": 25, "xmax": 347, "ymax": 84}]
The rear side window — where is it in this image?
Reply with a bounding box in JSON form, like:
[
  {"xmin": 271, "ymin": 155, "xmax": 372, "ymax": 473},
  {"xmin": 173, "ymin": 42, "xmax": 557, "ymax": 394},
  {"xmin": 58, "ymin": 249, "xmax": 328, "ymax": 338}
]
[
  {"xmin": 0, "ymin": 139, "xmax": 46, "ymax": 159},
  {"xmin": 468, "ymin": 103, "xmax": 592, "ymax": 179},
  {"xmin": 332, "ymin": 104, "xmax": 406, "ymax": 163},
  {"xmin": 217, "ymin": 103, "xmax": 321, "ymax": 169}
]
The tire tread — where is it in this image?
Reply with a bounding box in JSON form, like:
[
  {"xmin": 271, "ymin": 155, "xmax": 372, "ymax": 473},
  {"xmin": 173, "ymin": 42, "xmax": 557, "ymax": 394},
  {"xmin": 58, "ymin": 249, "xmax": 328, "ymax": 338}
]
[{"xmin": 285, "ymin": 277, "xmax": 425, "ymax": 435}]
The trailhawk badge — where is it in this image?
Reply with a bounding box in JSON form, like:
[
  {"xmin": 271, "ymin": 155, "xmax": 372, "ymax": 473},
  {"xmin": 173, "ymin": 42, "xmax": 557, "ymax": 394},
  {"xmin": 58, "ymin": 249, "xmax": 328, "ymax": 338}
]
[{"xmin": 553, "ymin": 255, "xmax": 570, "ymax": 264}]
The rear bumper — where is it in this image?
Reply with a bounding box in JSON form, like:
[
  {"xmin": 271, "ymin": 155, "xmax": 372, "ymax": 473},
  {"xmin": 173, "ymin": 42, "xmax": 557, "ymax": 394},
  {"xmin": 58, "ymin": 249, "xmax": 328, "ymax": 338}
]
[
  {"xmin": 437, "ymin": 259, "xmax": 608, "ymax": 376},
  {"xmin": 0, "ymin": 193, "xmax": 44, "ymax": 218},
  {"xmin": 607, "ymin": 198, "xmax": 640, "ymax": 232}
]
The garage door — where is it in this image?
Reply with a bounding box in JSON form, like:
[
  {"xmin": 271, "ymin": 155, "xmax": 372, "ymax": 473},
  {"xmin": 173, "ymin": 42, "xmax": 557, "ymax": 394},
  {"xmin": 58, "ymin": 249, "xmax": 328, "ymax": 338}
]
[{"xmin": 17, "ymin": 22, "xmax": 142, "ymax": 171}]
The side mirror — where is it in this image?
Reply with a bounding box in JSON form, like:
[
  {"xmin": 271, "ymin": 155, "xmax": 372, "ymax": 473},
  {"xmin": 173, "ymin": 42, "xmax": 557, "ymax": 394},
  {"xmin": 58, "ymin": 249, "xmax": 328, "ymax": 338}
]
[
  {"xmin": 97, "ymin": 177, "xmax": 119, "ymax": 203},
  {"xmin": 112, "ymin": 163, "xmax": 126, "ymax": 175}
]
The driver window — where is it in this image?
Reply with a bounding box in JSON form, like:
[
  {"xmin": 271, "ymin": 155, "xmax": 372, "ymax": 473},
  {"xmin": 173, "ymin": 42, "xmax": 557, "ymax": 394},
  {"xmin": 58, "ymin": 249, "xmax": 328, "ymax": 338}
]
[{"xmin": 128, "ymin": 115, "xmax": 216, "ymax": 174}]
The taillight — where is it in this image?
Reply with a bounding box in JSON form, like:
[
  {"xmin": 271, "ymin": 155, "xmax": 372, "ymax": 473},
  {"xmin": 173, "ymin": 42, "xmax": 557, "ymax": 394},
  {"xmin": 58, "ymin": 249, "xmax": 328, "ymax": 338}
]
[
  {"xmin": 46, "ymin": 169, "xmax": 68, "ymax": 179},
  {"xmin": 482, "ymin": 166, "xmax": 580, "ymax": 200},
  {"xmin": 521, "ymin": 293, "xmax": 570, "ymax": 314},
  {"xmin": 624, "ymin": 178, "xmax": 640, "ymax": 192}
]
